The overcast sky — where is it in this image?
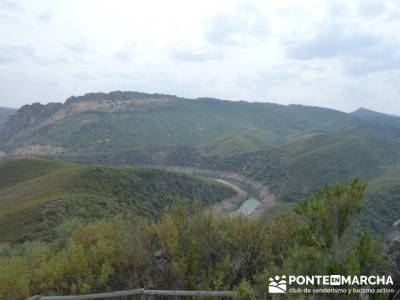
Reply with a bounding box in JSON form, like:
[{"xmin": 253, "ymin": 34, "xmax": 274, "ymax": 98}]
[{"xmin": 0, "ymin": 0, "xmax": 399, "ymax": 114}]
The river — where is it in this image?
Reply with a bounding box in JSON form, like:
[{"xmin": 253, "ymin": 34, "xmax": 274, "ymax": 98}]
[{"xmin": 236, "ymin": 197, "xmax": 262, "ymax": 215}]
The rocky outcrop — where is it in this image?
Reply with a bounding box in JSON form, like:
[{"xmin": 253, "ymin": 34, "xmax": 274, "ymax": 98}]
[
  {"xmin": 382, "ymin": 220, "xmax": 400, "ymax": 289},
  {"xmin": 0, "ymin": 102, "xmax": 63, "ymax": 142},
  {"xmin": 0, "ymin": 91, "xmax": 179, "ymax": 146},
  {"xmin": 12, "ymin": 144, "xmax": 65, "ymax": 157}
]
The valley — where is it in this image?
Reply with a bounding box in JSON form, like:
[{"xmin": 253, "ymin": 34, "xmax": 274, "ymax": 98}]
[
  {"xmin": 2, "ymin": 1, "xmax": 400, "ymax": 297},
  {"xmin": 0, "ymin": 91, "xmax": 399, "ymax": 299},
  {"xmin": 156, "ymin": 165, "xmax": 277, "ymax": 216},
  {"xmin": 0, "ymin": 91, "xmax": 399, "ymax": 234}
]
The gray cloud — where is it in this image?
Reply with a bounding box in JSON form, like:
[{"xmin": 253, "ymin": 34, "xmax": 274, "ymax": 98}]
[
  {"xmin": 206, "ymin": 4, "xmax": 268, "ymax": 46},
  {"xmin": 0, "ymin": 45, "xmax": 35, "ymax": 64},
  {"xmin": 287, "ymin": 21, "xmax": 400, "ymax": 76},
  {"xmin": 0, "ymin": 44, "xmax": 68, "ymax": 65},
  {"xmin": 0, "ymin": 1, "xmax": 399, "ymax": 114},
  {"xmin": 288, "ymin": 23, "xmax": 379, "ymax": 60}
]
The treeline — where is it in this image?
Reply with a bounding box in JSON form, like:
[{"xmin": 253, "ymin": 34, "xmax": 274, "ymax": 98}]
[{"xmin": 0, "ymin": 179, "xmax": 391, "ymax": 299}]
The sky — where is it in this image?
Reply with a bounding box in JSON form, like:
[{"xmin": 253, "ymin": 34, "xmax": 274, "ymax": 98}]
[{"xmin": 0, "ymin": 0, "xmax": 399, "ymax": 114}]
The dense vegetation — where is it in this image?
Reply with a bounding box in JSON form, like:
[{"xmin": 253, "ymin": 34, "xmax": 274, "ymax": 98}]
[
  {"xmin": 215, "ymin": 133, "xmax": 400, "ymax": 234},
  {"xmin": 0, "ymin": 91, "xmax": 374, "ymax": 156},
  {"xmin": 0, "ymin": 159, "xmax": 235, "ymax": 243},
  {"xmin": 1, "ymin": 91, "xmax": 400, "ymax": 234},
  {"xmin": 0, "ymin": 179, "xmax": 393, "ymax": 299}
]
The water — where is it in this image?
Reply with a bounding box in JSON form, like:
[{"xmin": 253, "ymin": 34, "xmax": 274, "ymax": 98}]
[{"xmin": 236, "ymin": 197, "xmax": 261, "ymax": 215}]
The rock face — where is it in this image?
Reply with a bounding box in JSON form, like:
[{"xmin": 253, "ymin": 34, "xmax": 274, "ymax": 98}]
[
  {"xmin": 382, "ymin": 220, "xmax": 400, "ymax": 286},
  {"xmin": 0, "ymin": 102, "xmax": 63, "ymax": 142},
  {"xmin": 0, "ymin": 91, "xmax": 178, "ymax": 145}
]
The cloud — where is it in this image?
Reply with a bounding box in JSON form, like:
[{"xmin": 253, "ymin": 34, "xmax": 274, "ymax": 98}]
[
  {"xmin": 114, "ymin": 44, "xmax": 137, "ymax": 62},
  {"xmin": 0, "ymin": 44, "xmax": 68, "ymax": 65},
  {"xmin": 357, "ymin": 0, "xmax": 386, "ymax": 16},
  {"xmin": 65, "ymin": 39, "xmax": 88, "ymax": 53},
  {"xmin": 206, "ymin": 3, "xmax": 268, "ymax": 46},
  {"xmin": 0, "ymin": 0, "xmax": 21, "ymax": 11},
  {"xmin": 0, "ymin": 45, "xmax": 35, "ymax": 64},
  {"xmin": 287, "ymin": 23, "xmax": 379, "ymax": 60},
  {"xmin": 171, "ymin": 46, "xmax": 223, "ymax": 62},
  {"xmin": 287, "ymin": 20, "xmax": 400, "ymax": 76},
  {"xmin": 37, "ymin": 12, "xmax": 52, "ymax": 23},
  {"xmin": 344, "ymin": 52, "xmax": 400, "ymax": 76}
]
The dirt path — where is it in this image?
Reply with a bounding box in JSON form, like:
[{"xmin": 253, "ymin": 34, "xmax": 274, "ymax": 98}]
[{"xmin": 156, "ymin": 166, "xmax": 277, "ymax": 216}]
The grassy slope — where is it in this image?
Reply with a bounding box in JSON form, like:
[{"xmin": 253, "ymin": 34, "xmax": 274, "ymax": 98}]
[{"xmin": 0, "ymin": 159, "xmax": 235, "ymax": 243}]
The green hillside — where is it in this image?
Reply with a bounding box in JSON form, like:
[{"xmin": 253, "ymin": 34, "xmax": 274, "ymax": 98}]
[
  {"xmin": 221, "ymin": 132, "xmax": 400, "ymax": 200},
  {"xmin": 0, "ymin": 92, "xmax": 351, "ymax": 157},
  {"xmin": 361, "ymin": 170, "xmax": 400, "ymax": 234},
  {"xmin": 0, "ymin": 158, "xmax": 235, "ymax": 243},
  {"xmin": 1, "ymin": 92, "xmax": 400, "ymax": 236},
  {"xmin": 198, "ymin": 128, "xmax": 273, "ymax": 155}
]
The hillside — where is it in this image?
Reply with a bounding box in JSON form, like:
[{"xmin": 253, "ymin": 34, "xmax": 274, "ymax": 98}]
[
  {"xmin": 216, "ymin": 132, "xmax": 400, "ymax": 233},
  {"xmin": 1, "ymin": 91, "xmax": 400, "ymax": 235},
  {"xmin": 0, "ymin": 158, "xmax": 235, "ymax": 243},
  {"xmin": 351, "ymin": 107, "xmax": 400, "ymax": 120},
  {"xmin": 0, "ymin": 91, "xmax": 352, "ymax": 157},
  {"xmin": 361, "ymin": 170, "xmax": 400, "ymax": 233},
  {"xmin": 222, "ymin": 132, "xmax": 400, "ymax": 201}
]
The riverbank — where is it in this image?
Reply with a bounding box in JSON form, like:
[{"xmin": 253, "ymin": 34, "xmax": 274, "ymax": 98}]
[{"xmin": 155, "ymin": 165, "xmax": 277, "ymax": 216}]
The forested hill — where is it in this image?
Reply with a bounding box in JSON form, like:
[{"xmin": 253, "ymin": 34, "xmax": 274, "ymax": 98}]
[
  {"xmin": 0, "ymin": 158, "xmax": 235, "ymax": 243},
  {"xmin": 1, "ymin": 91, "xmax": 400, "ymax": 234},
  {"xmin": 0, "ymin": 91, "xmax": 359, "ymax": 156},
  {"xmin": 1, "ymin": 91, "xmax": 399, "ymax": 158}
]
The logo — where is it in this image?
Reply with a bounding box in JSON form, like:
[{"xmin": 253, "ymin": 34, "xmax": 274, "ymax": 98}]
[{"xmin": 269, "ymin": 275, "xmax": 287, "ymax": 294}]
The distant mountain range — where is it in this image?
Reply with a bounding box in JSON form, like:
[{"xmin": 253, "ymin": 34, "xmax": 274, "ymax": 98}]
[
  {"xmin": 1, "ymin": 91, "xmax": 399, "ymax": 234},
  {"xmin": 0, "ymin": 106, "xmax": 16, "ymax": 129}
]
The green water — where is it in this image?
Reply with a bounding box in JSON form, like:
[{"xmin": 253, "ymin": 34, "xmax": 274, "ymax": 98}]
[{"xmin": 236, "ymin": 197, "xmax": 261, "ymax": 215}]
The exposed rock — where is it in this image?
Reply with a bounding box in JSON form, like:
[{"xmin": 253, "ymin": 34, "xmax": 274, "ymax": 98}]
[
  {"xmin": 0, "ymin": 91, "xmax": 179, "ymax": 146},
  {"xmin": 382, "ymin": 220, "xmax": 400, "ymax": 287},
  {"xmin": 0, "ymin": 102, "xmax": 63, "ymax": 142},
  {"xmin": 12, "ymin": 144, "xmax": 65, "ymax": 157}
]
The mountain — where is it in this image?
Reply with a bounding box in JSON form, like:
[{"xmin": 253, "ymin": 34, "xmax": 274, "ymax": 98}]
[
  {"xmin": 1, "ymin": 91, "xmax": 400, "ymax": 234},
  {"xmin": 0, "ymin": 158, "xmax": 235, "ymax": 243},
  {"xmin": 0, "ymin": 91, "xmax": 351, "ymax": 157},
  {"xmin": 0, "ymin": 106, "xmax": 16, "ymax": 129},
  {"xmin": 351, "ymin": 107, "xmax": 399, "ymax": 120}
]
